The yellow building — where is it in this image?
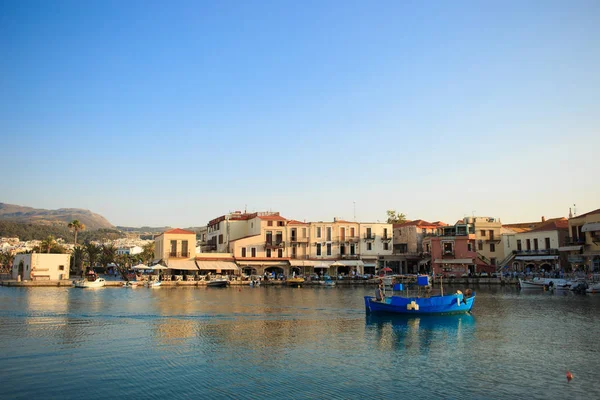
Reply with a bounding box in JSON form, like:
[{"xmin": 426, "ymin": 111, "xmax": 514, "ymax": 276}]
[{"xmin": 562, "ymin": 208, "xmax": 600, "ymax": 271}]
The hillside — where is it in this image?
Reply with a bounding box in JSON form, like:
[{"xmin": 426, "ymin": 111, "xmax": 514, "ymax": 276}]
[{"xmin": 0, "ymin": 202, "xmax": 114, "ymax": 230}]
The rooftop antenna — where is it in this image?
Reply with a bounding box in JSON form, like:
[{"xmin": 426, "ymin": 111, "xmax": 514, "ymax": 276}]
[{"xmin": 573, "ymin": 204, "xmax": 577, "ymax": 217}]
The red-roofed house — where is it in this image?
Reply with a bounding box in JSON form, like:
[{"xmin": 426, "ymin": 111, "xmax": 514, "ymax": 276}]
[{"xmin": 389, "ymin": 219, "xmax": 443, "ymax": 274}]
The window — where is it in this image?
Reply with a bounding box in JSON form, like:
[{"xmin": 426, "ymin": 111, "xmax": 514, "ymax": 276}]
[
  {"xmin": 326, "ymin": 227, "xmax": 332, "ymax": 241},
  {"xmin": 241, "ymin": 248, "xmax": 246, "ymax": 257},
  {"xmin": 277, "ymin": 221, "xmax": 284, "ymax": 226},
  {"xmin": 278, "ymin": 249, "xmax": 283, "ymax": 257},
  {"xmin": 490, "ymin": 243, "xmax": 495, "ymax": 252},
  {"xmin": 275, "ymin": 232, "xmax": 283, "ymax": 244},
  {"xmin": 340, "ymin": 227, "xmax": 346, "ymax": 241},
  {"xmin": 316, "ymin": 244, "xmax": 322, "ymax": 256},
  {"xmin": 367, "ymin": 242, "xmax": 372, "ymax": 251},
  {"xmin": 59, "ymin": 265, "xmax": 64, "ymax": 271},
  {"xmin": 291, "ymin": 247, "xmax": 297, "ymax": 258},
  {"xmin": 480, "ymin": 230, "xmax": 486, "ymax": 237},
  {"xmin": 533, "ymin": 238, "xmax": 538, "ymax": 251},
  {"xmin": 517, "ymin": 240, "xmax": 522, "ymax": 251},
  {"xmin": 268, "ymin": 221, "xmax": 273, "ymax": 226},
  {"xmin": 526, "ymin": 239, "xmax": 531, "ymax": 250},
  {"xmin": 468, "ymin": 243, "xmax": 472, "ymax": 252},
  {"xmin": 350, "ymin": 244, "xmax": 356, "ymax": 255},
  {"xmin": 443, "ymin": 242, "xmax": 453, "ymax": 254},
  {"xmin": 326, "ymin": 243, "xmax": 332, "ymax": 256},
  {"xmin": 170, "ymin": 240, "xmax": 177, "ymax": 255},
  {"xmin": 316, "ymin": 227, "xmax": 322, "ymax": 238},
  {"xmin": 251, "ymin": 248, "xmax": 256, "ymax": 257},
  {"xmin": 302, "ymin": 228, "xmax": 307, "ymax": 238},
  {"xmin": 219, "ymin": 234, "xmax": 223, "ymax": 244},
  {"xmin": 422, "ymin": 228, "xmax": 426, "ymax": 234},
  {"xmin": 182, "ymin": 241, "xmax": 188, "ymax": 256},
  {"xmin": 266, "ymin": 231, "xmax": 272, "ymax": 244},
  {"xmin": 340, "ymin": 245, "xmax": 345, "ymax": 255},
  {"xmin": 291, "ymin": 228, "xmax": 297, "ymax": 240},
  {"xmin": 383, "ymin": 228, "xmax": 388, "ymax": 239},
  {"xmin": 478, "ymin": 241, "xmax": 483, "ymax": 251},
  {"xmin": 367, "ymin": 228, "xmax": 372, "ymax": 238},
  {"xmin": 489, "ymin": 231, "xmax": 494, "ymax": 240},
  {"xmin": 545, "ymin": 237, "xmax": 551, "ymax": 250},
  {"xmin": 266, "ymin": 249, "xmax": 272, "ymax": 257},
  {"xmin": 383, "ymin": 242, "xmax": 389, "ymax": 250},
  {"xmin": 350, "ymin": 227, "xmax": 355, "ymax": 237},
  {"xmin": 491, "ymin": 258, "xmax": 497, "ymax": 266}
]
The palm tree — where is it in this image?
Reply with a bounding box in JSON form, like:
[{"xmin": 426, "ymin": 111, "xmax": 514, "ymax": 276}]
[
  {"xmin": 100, "ymin": 243, "xmax": 117, "ymax": 271},
  {"xmin": 41, "ymin": 235, "xmax": 57, "ymax": 254},
  {"xmin": 84, "ymin": 242, "xmax": 101, "ymax": 275},
  {"xmin": 141, "ymin": 242, "xmax": 155, "ymax": 265},
  {"xmin": 72, "ymin": 246, "xmax": 86, "ymax": 275},
  {"xmin": 69, "ymin": 220, "xmax": 86, "ymax": 276}
]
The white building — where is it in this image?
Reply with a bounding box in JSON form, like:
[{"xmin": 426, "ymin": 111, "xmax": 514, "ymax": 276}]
[{"xmin": 12, "ymin": 253, "xmax": 71, "ymax": 281}]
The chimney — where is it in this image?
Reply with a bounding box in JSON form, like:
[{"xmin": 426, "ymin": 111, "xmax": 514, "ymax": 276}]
[
  {"xmin": 541, "ymin": 216, "xmax": 546, "ymax": 222},
  {"xmin": 333, "ymin": 217, "xmax": 337, "ymax": 222}
]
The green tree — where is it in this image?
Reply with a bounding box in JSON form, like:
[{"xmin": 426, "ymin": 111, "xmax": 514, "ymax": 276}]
[
  {"xmin": 40, "ymin": 235, "xmax": 57, "ymax": 253},
  {"xmin": 68, "ymin": 220, "xmax": 86, "ymax": 275},
  {"xmin": 84, "ymin": 242, "xmax": 102, "ymax": 275},
  {"xmin": 386, "ymin": 210, "xmax": 408, "ymax": 224},
  {"xmin": 72, "ymin": 246, "xmax": 86, "ymax": 274},
  {"xmin": 99, "ymin": 243, "xmax": 117, "ymax": 271},
  {"xmin": 141, "ymin": 242, "xmax": 155, "ymax": 265}
]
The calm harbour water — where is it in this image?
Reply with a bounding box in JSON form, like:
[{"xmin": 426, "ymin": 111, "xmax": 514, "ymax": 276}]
[{"xmin": 1, "ymin": 284, "xmax": 599, "ymax": 399}]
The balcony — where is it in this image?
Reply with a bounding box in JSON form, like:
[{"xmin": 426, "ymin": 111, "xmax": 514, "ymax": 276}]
[
  {"xmin": 486, "ymin": 237, "xmax": 501, "ymax": 243},
  {"xmin": 442, "ymin": 249, "xmax": 455, "ymax": 257},
  {"xmin": 265, "ymin": 241, "xmax": 285, "ymax": 249},
  {"xmin": 166, "ymin": 251, "xmax": 190, "ymax": 258},
  {"xmin": 381, "ymin": 235, "xmax": 392, "ymax": 241},
  {"xmin": 290, "ymin": 254, "xmax": 309, "ymax": 260},
  {"xmin": 341, "ymin": 254, "xmax": 360, "ymax": 260},
  {"xmin": 514, "ymin": 249, "xmax": 559, "ymax": 256},
  {"xmin": 568, "ymin": 255, "xmax": 585, "ymax": 263},
  {"xmin": 565, "ymin": 236, "xmax": 586, "ymax": 245},
  {"xmin": 363, "ymin": 234, "xmax": 376, "ymax": 241}
]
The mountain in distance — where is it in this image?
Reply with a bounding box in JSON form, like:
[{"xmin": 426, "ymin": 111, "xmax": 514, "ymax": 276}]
[{"xmin": 0, "ymin": 202, "xmax": 114, "ymax": 230}]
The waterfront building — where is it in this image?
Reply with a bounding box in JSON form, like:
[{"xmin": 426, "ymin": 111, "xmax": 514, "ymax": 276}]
[
  {"xmin": 11, "ymin": 253, "xmax": 70, "ymax": 281},
  {"xmin": 502, "ymin": 217, "xmax": 569, "ymax": 272},
  {"xmin": 388, "ymin": 220, "xmax": 446, "ymax": 274},
  {"xmin": 422, "ymin": 217, "xmax": 497, "ymax": 277},
  {"xmin": 561, "ymin": 208, "xmax": 600, "ymax": 272},
  {"xmin": 358, "ymin": 222, "xmax": 393, "ymax": 274},
  {"xmin": 471, "ymin": 217, "xmax": 503, "ymax": 271},
  {"xmin": 154, "ymin": 228, "xmax": 239, "ymax": 276}
]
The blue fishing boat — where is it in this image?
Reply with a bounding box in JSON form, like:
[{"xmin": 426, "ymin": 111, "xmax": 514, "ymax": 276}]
[{"xmin": 364, "ymin": 275, "xmax": 475, "ymax": 315}]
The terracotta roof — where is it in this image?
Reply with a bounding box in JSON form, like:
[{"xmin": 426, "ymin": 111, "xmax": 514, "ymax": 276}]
[
  {"xmin": 334, "ymin": 219, "xmax": 354, "ymax": 223},
  {"xmin": 287, "ymin": 219, "xmax": 308, "ymax": 225},
  {"xmin": 394, "ymin": 219, "xmax": 442, "ymax": 228},
  {"xmin": 504, "ymin": 217, "xmax": 567, "ymax": 233},
  {"xmin": 529, "ymin": 218, "xmax": 569, "ymax": 232},
  {"xmin": 571, "ymin": 208, "xmax": 600, "ymax": 219},
  {"xmin": 258, "ymin": 215, "xmax": 287, "ymax": 221},
  {"xmin": 163, "ymin": 228, "xmax": 196, "ymax": 235}
]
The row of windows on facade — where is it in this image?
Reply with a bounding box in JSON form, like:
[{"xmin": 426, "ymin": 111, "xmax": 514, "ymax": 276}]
[
  {"xmin": 238, "ymin": 242, "xmax": 387, "ymax": 257},
  {"xmin": 516, "ymin": 237, "xmax": 552, "ymax": 251},
  {"xmin": 209, "ymin": 225, "xmax": 386, "ymax": 239}
]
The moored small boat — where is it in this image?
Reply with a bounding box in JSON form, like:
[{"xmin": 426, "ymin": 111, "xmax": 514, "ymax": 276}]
[
  {"xmin": 206, "ymin": 278, "xmax": 229, "ymax": 287},
  {"xmin": 73, "ymin": 278, "xmax": 106, "ymax": 288},
  {"xmin": 586, "ymin": 283, "xmax": 600, "ymax": 294},
  {"xmin": 365, "ymin": 290, "xmax": 475, "ymax": 315},
  {"xmin": 320, "ymin": 279, "xmax": 336, "ymax": 287},
  {"xmin": 286, "ymin": 277, "xmax": 304, "ymax": 287},
  {"xmin": 519, "ymin": 278, "xmax": 570, "ymax": 290}
]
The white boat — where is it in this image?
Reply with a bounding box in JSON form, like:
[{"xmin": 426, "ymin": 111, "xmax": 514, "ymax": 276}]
[
  {"xmin": 122, "ymin": 281, "xmax": 139, "ymax": 288},
  {"xmin": 519, "ymin": 277, "xmax": 570, "ymax": 289},
  {"xmin": 73, "ymin": 278, "xmax": 106, "ymax": 288},
  {"xmin": 206, "ymin": 277, "xmax": 229, "ymax": 287},
  {"xmin": 146, "ymin": 281, "xmax": 162, "ymax": 288},
  {"xmin": 586, "ymin": 283, "xmax": 600, "ymax": 294}
]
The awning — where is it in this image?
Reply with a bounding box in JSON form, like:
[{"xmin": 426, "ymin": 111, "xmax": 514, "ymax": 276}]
[
  {"xmin": 195, "ymin": 261, "xmax": 240, "ymax": 271},
  {"xmin": 515, "ymin": 255, "xmax": 558, "ymax": 261},
  {"xmin": 314, "ymin": 261, "xmax": 333, "ymax": 269},
  {"xmin": 559, "ymin": 245, "xmax": 583, "ymax": 252},
  {"xmin": 582, "ymin": 222, "xmax": 600, "ymax": 232},
  {"xmin": 419, "ymin": 259, "xmax": 431, "ymax": 265},
  {"xmin": 363, "ymin": 263, "xmax": 376, "ymax": 268},
  {"xmin": 165, "ymin": 259, "xmax": 199, "ymax": 270},
  {"xmin": 236, "ymin": 261, "xmax": 288, "ymax": 266},
  {"xmin": 434, "ymin": 258, "xmax": 473, "ymax": 264},
  {"xmin": 289, "ymin": 260, "xmax": 321, "ymax": 267},
  {"xmin": 333, "ymin": 260, "xmax": 364, "ymax": 267}
]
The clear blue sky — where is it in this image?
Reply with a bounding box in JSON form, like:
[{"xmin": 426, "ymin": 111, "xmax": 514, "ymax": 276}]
[{"xmin": 1, "ymin": 1, "xmax": 599, "ymax": 227}]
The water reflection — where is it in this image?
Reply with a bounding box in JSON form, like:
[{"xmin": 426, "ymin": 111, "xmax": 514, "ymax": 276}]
[{"xmin": 366, "ymin": 314, "xmax": 476, "ymax": 353}]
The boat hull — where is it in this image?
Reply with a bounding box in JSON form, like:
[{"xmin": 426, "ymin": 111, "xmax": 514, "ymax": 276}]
[
  {"xmin": 73, "ymin": 278, "xmax": 106, "ymax": 288},
  {"xmin": 519, "ymin": 278, "xmax": 569, "ymax": 289},
  {"xmin": 364, "ymin": 293, "xmax": 475, "ymax": 315},
  {"xmin": 286, "ymin": 278, "xmax": 304, "ymax": 288},
  {"xmin": 206, "ymin": 280, "xmax": 228, "ymax": 287}
]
